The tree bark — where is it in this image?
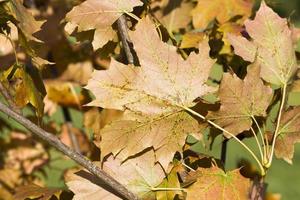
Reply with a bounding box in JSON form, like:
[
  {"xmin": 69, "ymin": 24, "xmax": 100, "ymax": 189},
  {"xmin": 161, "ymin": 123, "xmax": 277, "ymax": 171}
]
[
  {"xmin": 117, "ymin": 15, "xmax": 134, "ymax": 64},
  {"xmin": 250, "ymin": 176, "xmax": 267, "ymax": 200}
]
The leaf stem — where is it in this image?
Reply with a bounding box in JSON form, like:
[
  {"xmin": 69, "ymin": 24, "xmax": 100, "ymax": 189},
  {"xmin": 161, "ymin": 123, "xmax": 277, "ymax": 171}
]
[
  {"xmin": 250, "ymin": 127, "xmax": 264, "ymax": 162},
  {"xmin": 151, "ymin": 187, "xmax": 184, "ymax": 191},
  {"xmin": 251, "ymin": 116, "xmax": 267, "ymax": 162},
  {"xmin": 182, "ymin": 106, "xmax": 265, "ymax": 176},
  {"xmin": 182, "ymin": 160, "xmax": 195, "ymax": 172},
  {"xmin": 266, "ymin": 84, "xmax": 287, "ymax": 168}
]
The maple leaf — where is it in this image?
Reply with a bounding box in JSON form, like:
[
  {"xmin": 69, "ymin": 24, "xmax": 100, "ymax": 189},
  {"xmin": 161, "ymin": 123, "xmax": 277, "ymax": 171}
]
[
  {"xmin": 208, "ymin": 64, "xmax": 273, "ymax": 136},
  {"xmin": 228, "ymin": 1, "xmax": 298, "ymax": 86},
  {"xmin": 191, "ymin": 0, "xmax": 253, "ymax": 29},
  {"xmin": 65, "ymin": 0, "xmax": 143, "ymax": 50},
  {"xmin": 86, "ymin": 17, "xmax": 215, "ymax": 169},
  {"xmin": 66, "ymin": 150, "xmax": 165, "ymax": 200},
  {"xmin": 185, "ymin": 166, "xmax": 250, "ymax": 200},
  {"xmin": 275, "ymin": 107, "xmax": 300, "ymax": 164}
]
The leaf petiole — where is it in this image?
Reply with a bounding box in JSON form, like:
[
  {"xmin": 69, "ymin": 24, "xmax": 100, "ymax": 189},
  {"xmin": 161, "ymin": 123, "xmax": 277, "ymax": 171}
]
[
  {"xmin": 266, "ymin": 84, "xmax": 287, "ymax": 168},
  {"xmin": 182, "ymin": 106, "xmax": 266, "ymax": 176},
  {"xmin": 151, "ymin": 187, "xmax": 184, "ymax": 191}
]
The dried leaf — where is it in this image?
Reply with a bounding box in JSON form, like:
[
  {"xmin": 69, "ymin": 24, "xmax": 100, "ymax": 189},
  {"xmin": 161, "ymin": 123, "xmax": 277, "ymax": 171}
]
[
  {"xmin": 192, "ymin": 0, "xmax": 253, "ymax": 29},
  {"xmin": 44, "ymin": 80, "xmax": 86, "ymax": 107},
  {"xmin": 86, "ymin": 17, "xmax": 215, "ymax": 169},
  {"xmin": 180, "ymin": 32, "xmax": 205, "ymax": 49},
  {"xmin": 1, "ymin": 0, "xmax": 43, "ymax": 41},
  {"xmin": 185, "ymin": 167, "xmax": 250, "ymax": 200},
  {"xmin": 0, "ymin": 23, "xmax": 17, "ymax": 56},
  {"xmin": 208, "ymin": 64, "xmax": 273, "ymax": 136},
  {"xmin": 66, "ymin": 150, "xmax": 165, "ymax": 200},
  {"xmin": 60, "ymin": 61, "xmax": 93, "ymax": 85},
  {"xmin": 65, "ymin": 0, "xmax": 143, "ymax": 50},
  {"xmin": 218, "ymin": 22, "xmax": 243, "ymax": 54},
  {"xmin": 275, "ymin": 107, "xmax": 300, "ymax": 164},
  {"xmin": 1, "ymin": 66, "xmax": 45, "ymax": 117},
  {"xmin": 14, "ymin": 184, "xmax": 61, "ymax": 200},
  {"xmin": 228, "ymin": 2, "xmax": 298, "ymax": 86},
  {"xmin": 151, "ymin": 0, "xmax": 193, "ymax": 33},
  {"xmin": 156, "ymin": 164, "xmax": 182, "ymax": 200}
]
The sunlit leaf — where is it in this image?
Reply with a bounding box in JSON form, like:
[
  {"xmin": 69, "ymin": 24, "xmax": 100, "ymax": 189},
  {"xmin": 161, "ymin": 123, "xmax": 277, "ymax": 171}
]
[
  {"xmin": 276, "ymin": 107, "xmax": 300, "ymax": 164},
  {"xmin": 86, "ymin": 17, "xmax": 216, "ymax": 169},
  {"xmin": 208, "ymin": 64, "xmax": 273, "ymax": 136},
  {"xmin": 185, "ymin": 166, "xmax": 250, "ymax": 200},
  {"xmin": 66, "ymin": 150, "xmax": 165, "ymax": 200},
  {"xmin": 191, "ymin": 0, "xmax": 253, "ymax": 29},
  {"xmin": 65, "ymin": 0, "xmax": 143, "ymax": 50},
  {"xmin": 228, "ymin": 2, "xmax": 298, "ymax": 86}
]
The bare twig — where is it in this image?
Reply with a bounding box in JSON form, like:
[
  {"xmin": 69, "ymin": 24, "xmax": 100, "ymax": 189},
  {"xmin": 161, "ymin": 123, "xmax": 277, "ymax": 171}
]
[
  {"xmin": 250, "ymin": 176, "xmax": 266, "ymax": 200},
  {"xmin": 0, "ymin": 101, "xmax": 139, "ymax": 200},
  {"xmin": 117, "ymin": 15, "xmax": 134, "ymax": 64}
]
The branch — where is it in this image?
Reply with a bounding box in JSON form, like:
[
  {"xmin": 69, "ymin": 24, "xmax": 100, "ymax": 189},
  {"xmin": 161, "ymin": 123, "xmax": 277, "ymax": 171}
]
[
  {"xmin": 0, "ymin": 101, "xmax": 139, "ymax": 200},
  {"xmin": 117, "ymin": 15, "xmax": 134, "ymax": 64}
]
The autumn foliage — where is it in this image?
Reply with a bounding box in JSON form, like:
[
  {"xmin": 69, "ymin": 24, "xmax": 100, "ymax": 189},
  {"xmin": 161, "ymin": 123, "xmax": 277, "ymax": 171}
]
[{"xmin": 0, "ymin": 0, "xmax": 300, "ymax": 199}]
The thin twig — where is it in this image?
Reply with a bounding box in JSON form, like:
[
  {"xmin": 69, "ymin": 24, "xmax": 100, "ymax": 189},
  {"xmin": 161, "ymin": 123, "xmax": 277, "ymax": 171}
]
[
  {"xmin": 0, "ymin": 101, "xmax": 139, "ymax": 200},
  {"xmin": 117, "ymin": 15, "xmax": 134, "ymax": 64}
]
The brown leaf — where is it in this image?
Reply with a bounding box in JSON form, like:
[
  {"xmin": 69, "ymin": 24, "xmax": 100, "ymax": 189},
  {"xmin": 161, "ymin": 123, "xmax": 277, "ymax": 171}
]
[
  {"xmin": 65, "ymin": 0, "xmax": 143, "ymax": 50},
  {"xmin": 86, "ymin": 17, "xmax": 215, "ymax": 169},
  {"xmin": 0, "ymin": 23, "xmax": 18, "ymax": 56},
  {"xmin": 44, "ymin": 80, "xmax": 86, "ymax": 107},
  {"xmin": 66, "ymin": 150, "xmax": 165, "ymax": 200},
  {"xmin": 180, "ymin": 32, "xmax": 205, "ymax": 49},
  {"xmin": 2, "ymin": 0, "xmax": 44, "ymax": 42},
  {"xmin": 60, "ymin": 61, "xmax": 93, "ymax": 85},
  {"xmin": 14, "ymin": 184, "xmax": 61, "ymax": 200},
  {"xmin": 6, "ymin": 132, "xmax": 48, "ymax": 174},
  {"xmin": 156, "ymin": 164, "xmax": 183, "ymax": 200},
  {"xmin": 218, "ymin": 22, "xmax": 243, "ymax": 54},
  {"xmin": 151, "ymin": 0, "xmax": 193, "ymax": 33},
  {"xmin": 275, "ymin": 107, "xmax": 300, "ymax": 164},
  {"xmin": 228, "ymin": 2, "xmax": 298, "ymax": 86},
  {"xmin": 60, "ymin": 124, "xmax": 90, "ymax": 154},
  {"xmin": 191, "ymin": 0, "xmax": 253, "ymax": 29},
  {"xmin": 185, "ymin": 166, "xmax": 250, "ymax": 200},
  {"xmin": 208, "ymin": 64, "xmax": 273, "ymax": 136},
  {"xmin": 84, "ymin": 108, "xmax": 123, "ymax": 136},
  {"xmin": 1, "ymin": 66, "xmax": 45, "ymax": 117}
]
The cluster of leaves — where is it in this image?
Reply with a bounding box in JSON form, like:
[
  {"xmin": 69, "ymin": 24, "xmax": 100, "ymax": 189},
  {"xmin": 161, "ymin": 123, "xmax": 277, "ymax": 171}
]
[{"xmin": 1, "ymin": 0, "xmax": 300, "ymax": 199}]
